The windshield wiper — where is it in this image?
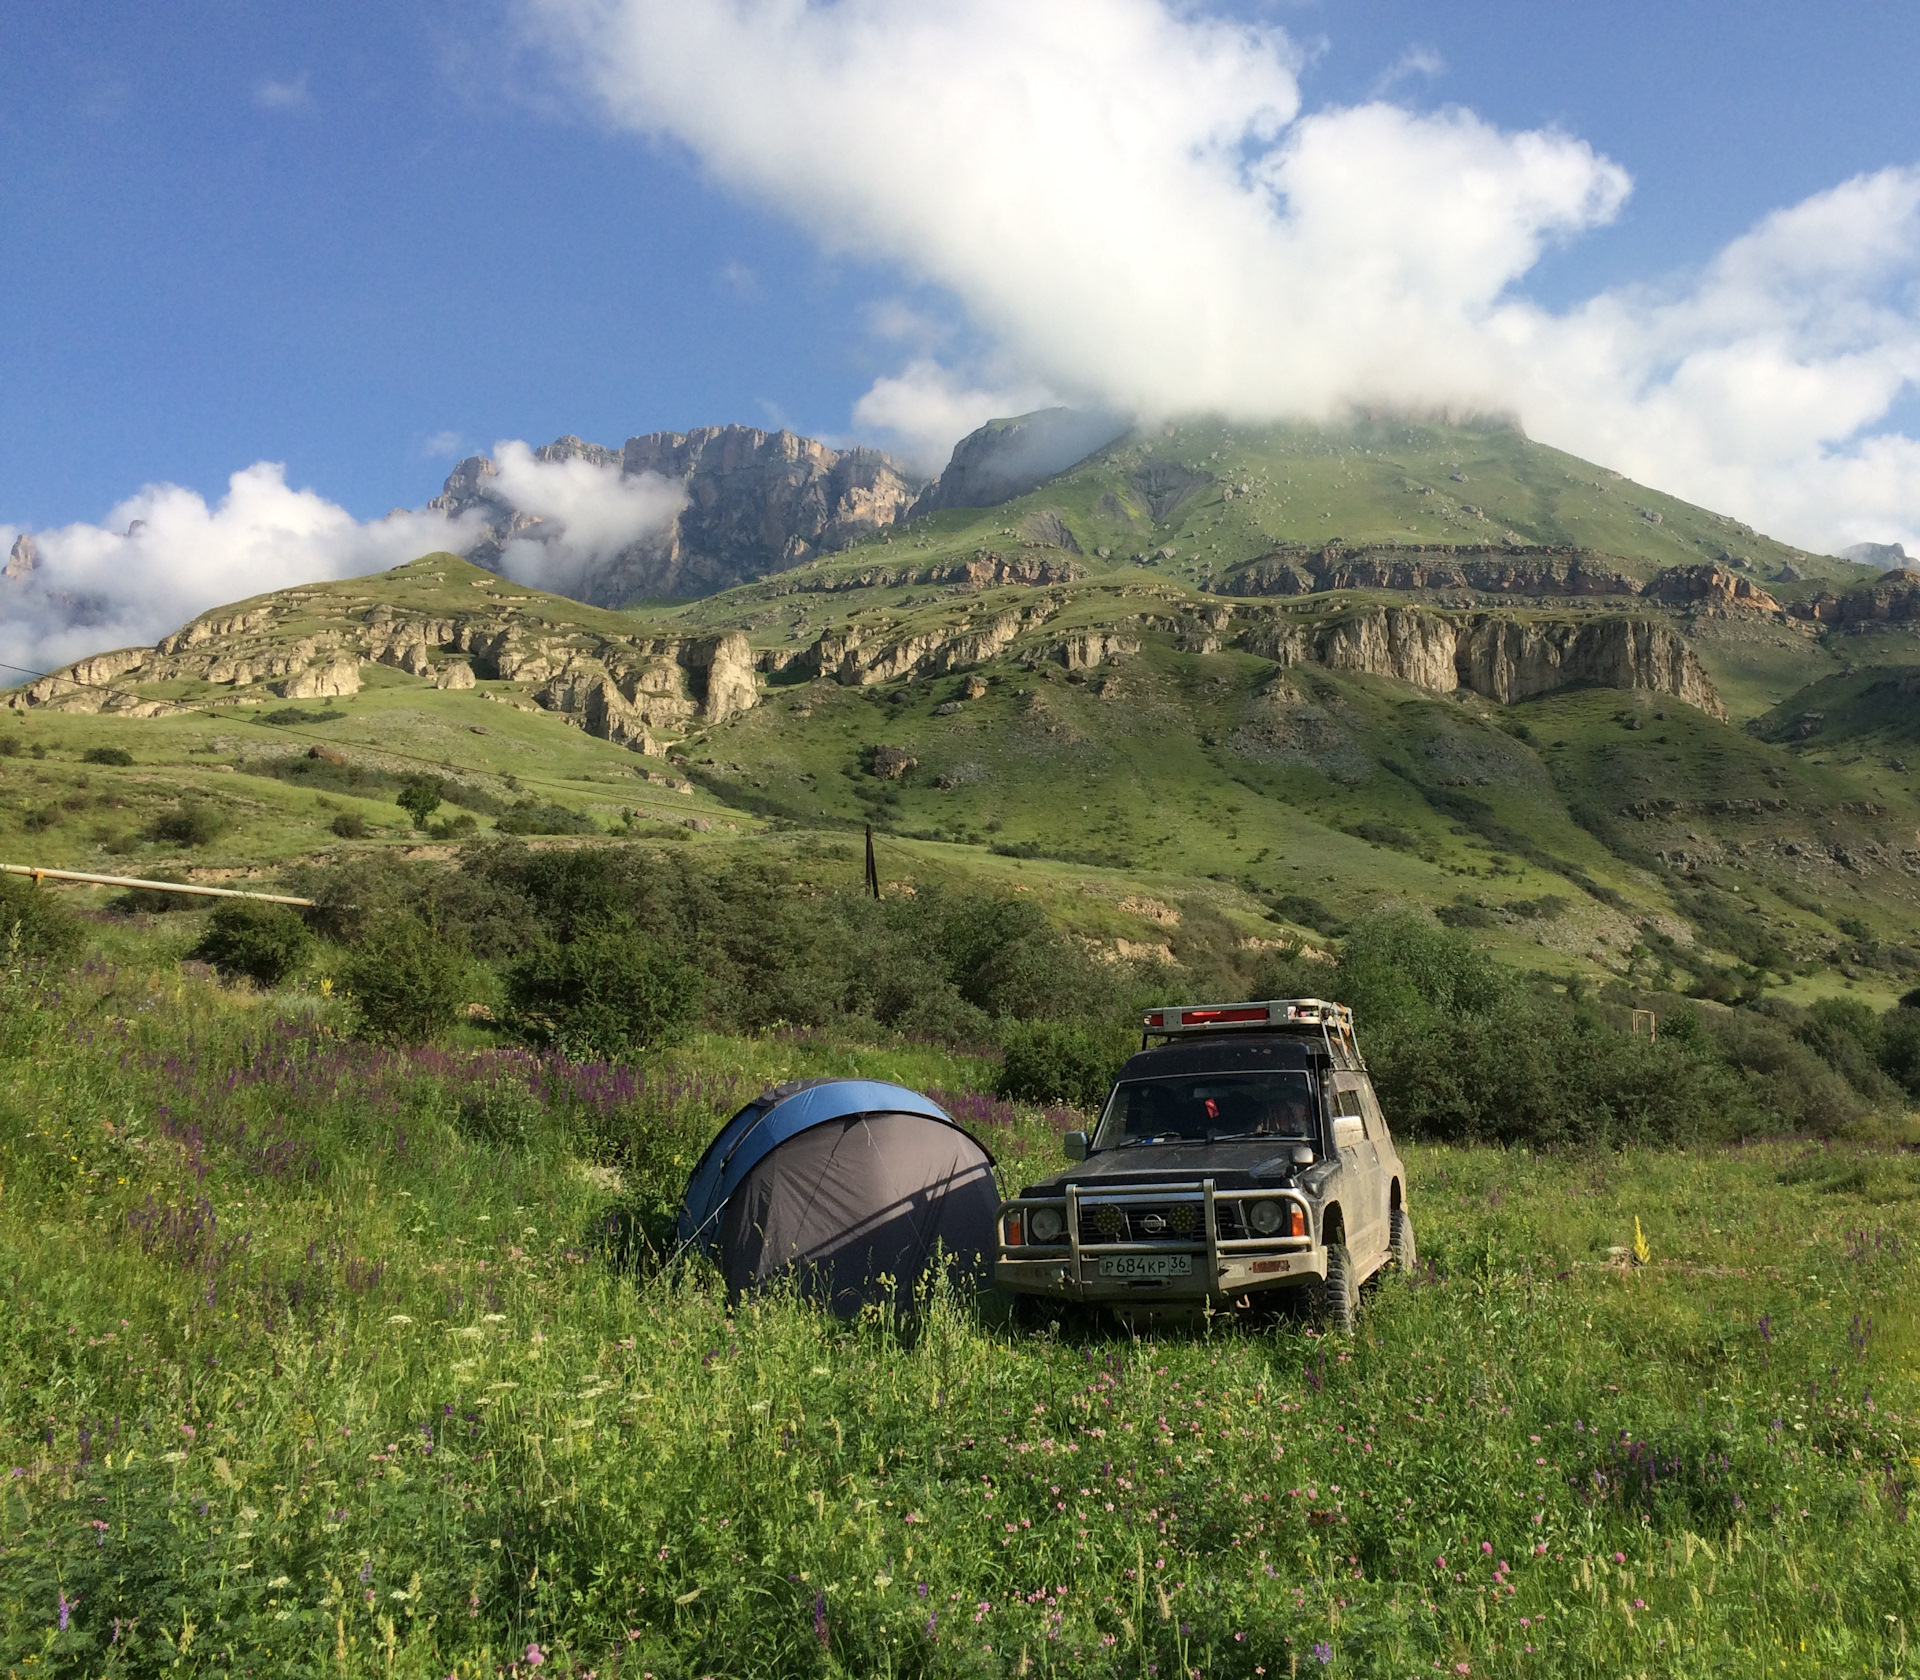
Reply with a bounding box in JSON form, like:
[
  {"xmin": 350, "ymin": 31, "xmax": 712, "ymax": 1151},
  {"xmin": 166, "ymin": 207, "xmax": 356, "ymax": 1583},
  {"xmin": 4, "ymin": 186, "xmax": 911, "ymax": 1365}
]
[{"xmin": 1117, "ymin": 1133, "xmax": 1205, "ymax": 1148}]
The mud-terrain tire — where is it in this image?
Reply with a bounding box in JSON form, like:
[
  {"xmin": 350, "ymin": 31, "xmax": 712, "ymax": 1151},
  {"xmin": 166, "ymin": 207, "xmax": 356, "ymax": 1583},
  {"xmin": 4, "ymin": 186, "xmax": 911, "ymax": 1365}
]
[
  {"xmin": 1314, "ymin": 1242, "xmax": 1359, "ymax": 1334},
  {"xmin": 1390, "ymin": 1205, "xmax": 1417, "ymax": 1274}
]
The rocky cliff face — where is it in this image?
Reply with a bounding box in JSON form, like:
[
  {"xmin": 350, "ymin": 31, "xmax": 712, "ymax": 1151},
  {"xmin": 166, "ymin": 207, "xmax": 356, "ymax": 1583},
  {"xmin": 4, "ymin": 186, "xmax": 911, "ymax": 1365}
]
[
  {"xmin": 1235, "ymin": 604, "xmax": 1726, "ymax": 718},
  {"xmin": 433, "ymin": 427, "xmax": 922, "ymax": 605},
  {"xmin": 1788, "ymin": 570, "xmax": 1920, "ymax": 627},
  {"xmin": 1219, "ymin": 545, "xmax": 1780, "ymax": 615},
  {"xmin": 911, "ymin": 408, "xmax": 1128, "ymax": 515},
  {"xmin": 8, "ymin": 582, "xmax": 763, "ymax": 752}
]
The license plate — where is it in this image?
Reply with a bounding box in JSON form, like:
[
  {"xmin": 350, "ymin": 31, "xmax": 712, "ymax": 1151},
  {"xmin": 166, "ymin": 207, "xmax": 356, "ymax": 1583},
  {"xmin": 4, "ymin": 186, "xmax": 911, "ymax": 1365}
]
[{"xmin": 1100, "ymin": 1254, "xmax": 1192, "ymax": 1279}]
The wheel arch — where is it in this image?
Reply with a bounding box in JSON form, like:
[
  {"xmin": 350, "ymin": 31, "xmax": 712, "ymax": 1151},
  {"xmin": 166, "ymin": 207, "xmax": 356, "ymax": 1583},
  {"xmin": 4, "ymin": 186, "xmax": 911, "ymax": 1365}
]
[{"xmin": 1320, "ymin": 1202, "xmax": 1345, "ymax": 1246}]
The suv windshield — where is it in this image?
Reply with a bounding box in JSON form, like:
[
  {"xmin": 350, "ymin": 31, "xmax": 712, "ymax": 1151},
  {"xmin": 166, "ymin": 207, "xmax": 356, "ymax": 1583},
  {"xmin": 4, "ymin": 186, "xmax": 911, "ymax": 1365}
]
[{"xmin": 1092, "ymin": 1070, "xmax": 1319, "ymax": 1150}]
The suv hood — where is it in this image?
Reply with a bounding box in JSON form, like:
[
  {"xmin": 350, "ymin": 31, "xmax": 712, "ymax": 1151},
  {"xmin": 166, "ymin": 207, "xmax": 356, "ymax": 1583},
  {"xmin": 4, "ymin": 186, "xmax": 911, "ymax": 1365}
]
[{"xmin": 1021, "ymin": 1141, "xmax": 1312, "ymax": 1197}]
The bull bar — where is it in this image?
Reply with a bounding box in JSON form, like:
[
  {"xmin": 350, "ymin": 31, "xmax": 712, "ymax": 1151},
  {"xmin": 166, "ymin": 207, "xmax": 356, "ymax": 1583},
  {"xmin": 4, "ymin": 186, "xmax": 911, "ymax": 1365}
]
[{"xmin": 995, "ymin": 1178, "xmax": 1320, "ymax": 1302}]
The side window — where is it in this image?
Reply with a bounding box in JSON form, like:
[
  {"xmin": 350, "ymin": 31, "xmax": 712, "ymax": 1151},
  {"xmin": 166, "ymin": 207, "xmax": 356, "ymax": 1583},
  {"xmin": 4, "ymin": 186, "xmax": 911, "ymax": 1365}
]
[
  {"xmin": 1357, "ymin": 1079, "xmax": 1391, "ymax": 1144},
  {"xmin": 1331, "ymin": 1078, "xmax": 1368, "ymax": 1134},
  {"xmin": 1329, "ymin": 1075, "xmax": 1368, "ymax": 1146}
]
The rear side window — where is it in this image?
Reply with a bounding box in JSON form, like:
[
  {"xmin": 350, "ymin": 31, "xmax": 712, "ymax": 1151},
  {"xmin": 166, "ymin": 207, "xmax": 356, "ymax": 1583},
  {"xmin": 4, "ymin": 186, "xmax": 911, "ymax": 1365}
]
[{"xmin": 1329, "ymin": 1076, "xmax": 1369, "ymax": 1139}]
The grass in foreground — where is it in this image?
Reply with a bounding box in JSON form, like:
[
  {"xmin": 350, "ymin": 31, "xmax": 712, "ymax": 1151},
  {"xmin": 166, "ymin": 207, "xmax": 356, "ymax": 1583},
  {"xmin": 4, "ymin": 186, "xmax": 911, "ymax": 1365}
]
[{"xmin": 3, "ymin": 957, "xmax": 1920, "ymax": 1677}]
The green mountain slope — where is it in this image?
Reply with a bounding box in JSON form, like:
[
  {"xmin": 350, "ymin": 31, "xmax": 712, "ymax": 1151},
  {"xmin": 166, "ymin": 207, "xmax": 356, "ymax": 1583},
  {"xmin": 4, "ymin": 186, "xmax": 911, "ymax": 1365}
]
[{"xmin": 8, "ymin": 419, "xmax": 1920, "ymax": 1007}]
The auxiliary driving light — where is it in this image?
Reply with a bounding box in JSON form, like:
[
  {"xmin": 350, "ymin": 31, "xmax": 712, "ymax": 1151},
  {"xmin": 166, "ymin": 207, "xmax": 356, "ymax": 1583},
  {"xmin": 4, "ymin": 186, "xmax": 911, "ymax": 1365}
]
[{"xmin": 1029, "ymin": 1206, "xmax": 1066, "ymax": 1244}]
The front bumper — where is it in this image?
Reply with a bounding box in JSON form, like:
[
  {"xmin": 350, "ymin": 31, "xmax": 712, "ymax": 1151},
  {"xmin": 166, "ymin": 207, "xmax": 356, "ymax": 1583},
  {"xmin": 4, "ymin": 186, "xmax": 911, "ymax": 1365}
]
[{"xmin": 994, "ymin": 1177, "xmax": 1320, "ymax": 1305}]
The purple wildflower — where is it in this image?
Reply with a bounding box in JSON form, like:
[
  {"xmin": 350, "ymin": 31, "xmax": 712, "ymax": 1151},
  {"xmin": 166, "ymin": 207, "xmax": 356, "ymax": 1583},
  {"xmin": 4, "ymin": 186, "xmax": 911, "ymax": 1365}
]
[
  {"xmin": 813, "ymin": 1591, "xmax": 830, "ymax": 1650},
  {"xmin": 1312, "ymin": 1642, "xmax": 1332, "ymax": 1666}
]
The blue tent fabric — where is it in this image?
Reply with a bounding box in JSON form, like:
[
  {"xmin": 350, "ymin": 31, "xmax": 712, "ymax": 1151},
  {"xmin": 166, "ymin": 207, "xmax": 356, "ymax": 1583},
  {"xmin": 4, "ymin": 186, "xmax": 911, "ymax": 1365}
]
[
  {"xmin": 675, "ymin": 1077, "xmax": 999, "ymax": 1318},
  {"xmin": 675, "ymin": 1078, "xmax": 961, "ymax": 1254}
]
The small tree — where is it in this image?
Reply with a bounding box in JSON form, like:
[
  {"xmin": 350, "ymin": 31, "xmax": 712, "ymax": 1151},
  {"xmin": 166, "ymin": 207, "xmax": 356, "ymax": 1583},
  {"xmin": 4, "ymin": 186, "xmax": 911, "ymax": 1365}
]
[
  {"xmin": 995, "ymin": 1020, "xmax": 1129, "ymax": 1111},
  {"xmin": 191, "ymin": 899, "xmax": 315, "ymax": 987},
  {"xmin": 396, "ymin": 777, "xmax": 445, "ymax": 830},
  {"xmin": 0, "ymin": 876, "xmax": 82, "ymax": 964},
  {"xmin": 340, "ymin": 915, "xmax": 465, "ymax": 1044},
  {"xmin": 508, "ymin": 917, "xmax": 701, "ymax": 1061}
]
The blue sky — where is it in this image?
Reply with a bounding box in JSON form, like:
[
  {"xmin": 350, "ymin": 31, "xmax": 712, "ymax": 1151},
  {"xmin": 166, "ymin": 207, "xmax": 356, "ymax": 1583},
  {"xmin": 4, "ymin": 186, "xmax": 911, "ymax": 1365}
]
[{"xmin": 2, "ymin": 0, "xmax": 1918, "ymax": 537}]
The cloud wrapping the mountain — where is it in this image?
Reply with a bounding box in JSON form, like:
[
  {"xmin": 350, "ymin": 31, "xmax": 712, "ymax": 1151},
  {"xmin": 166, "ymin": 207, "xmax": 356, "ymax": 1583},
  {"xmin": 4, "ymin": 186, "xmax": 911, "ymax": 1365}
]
[
  {"xmin": 522, "ymin": 0, "xmax": 1920, "ymax": 549},
  {"xmin": 0, "ymin": 449, "xmax": 682, "ymax": 675},
  {"xmin": 489, "ymin": 441, "xmax": 687, "ymax": 597}
]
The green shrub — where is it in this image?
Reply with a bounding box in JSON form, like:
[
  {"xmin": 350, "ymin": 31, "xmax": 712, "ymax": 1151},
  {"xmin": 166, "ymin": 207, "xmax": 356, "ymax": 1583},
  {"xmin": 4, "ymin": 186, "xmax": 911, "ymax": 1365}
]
[
  {"xmin": 495, "ymin": 802, "xmax": 600, "ymax": 836},
  {"xmin": 145, "ymin": 799, "xmax": 229, "ymax": 846},
  {"xmin": 258, "ymin": 707, "xmax": 344, "ymax": 726},
  {"xmin": 455, "ymin": 1080, "xmax": 548, "ymax": 1147},
  {"xmin": 995, "ymin": 1020, "xmax": 1129, "ymax": 1111},
  {"xmin": 109, "ymin": 872, "xmax": 192, "ymax": 914},
  {"xmin": 330, "ymin": 811, "xmax": 371, "ymax": 839},
  {"xmin": 81, "ymin": 746, "xmax": 132, "ymax": 766},
  {"xmin": 397, "ymin": 776, "xmax": 445, "ymax": 829},
  {"xmin": 340, "ymin": 916, "xmax": 466, "ymax": 1044},
  {"xmin": 191, "ymin": 899, "xmax": 315, "ymax": 987},
  {"xmin": 508, "ymin": 918, "xmax": 701, "ymax": 1061},
  {"xmin": 0, "ymin": 735, "xmax": 19, "ymax": 758},
  {"xmin": 1796, "ymin": 996, "xmax": 1896, "ymax": 1099},
  {"xmin": 1880, "ymin": 1007, "xmax": 1920, "ymax": 1097},
  {"xmin": 0, "ymin": 877, "xmax": 82, "ymax": 965}
]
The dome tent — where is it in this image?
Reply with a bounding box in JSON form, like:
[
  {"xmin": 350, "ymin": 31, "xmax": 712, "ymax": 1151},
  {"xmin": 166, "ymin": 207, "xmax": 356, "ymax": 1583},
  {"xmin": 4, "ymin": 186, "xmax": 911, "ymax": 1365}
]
[{"xmin": 676, "ymin": 1078, "xmax": 998, "ymax": 1319}]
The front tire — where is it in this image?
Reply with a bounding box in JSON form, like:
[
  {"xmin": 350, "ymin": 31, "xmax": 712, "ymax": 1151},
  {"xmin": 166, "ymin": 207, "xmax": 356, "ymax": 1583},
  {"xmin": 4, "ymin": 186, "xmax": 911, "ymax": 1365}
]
[
  {"xmin": 1315, "ymin": 1242, "xmax": 1359, "ymax": 1335},
  {"xmin": 1390, "ymin": 1205, "xmax": 1417, "ymax": 1274}
]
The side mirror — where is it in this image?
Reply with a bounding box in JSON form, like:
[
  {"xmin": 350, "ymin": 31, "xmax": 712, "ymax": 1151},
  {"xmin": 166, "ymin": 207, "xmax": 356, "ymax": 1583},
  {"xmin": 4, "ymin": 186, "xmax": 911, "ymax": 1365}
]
[
  {"xmin": 1063, "ymin": 1130, "xmax": 1089, "ymax": 1162},
  {"xmin": 1290, "ymin": 1144, "xmax": 1315, "ymax": 1167}
]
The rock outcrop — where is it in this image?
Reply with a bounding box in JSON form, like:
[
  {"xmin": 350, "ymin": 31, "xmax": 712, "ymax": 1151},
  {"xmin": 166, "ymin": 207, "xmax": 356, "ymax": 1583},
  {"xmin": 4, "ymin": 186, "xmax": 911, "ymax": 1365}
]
[
  {"xmin": 796, "ymin": 603, "xmax": 1058, "ymax": 686},
  {"xmin": 766, "ymin": 549, "xmax": 1084, "ymax": 594},
  {"xmin": 1788, "ymin": 571, "xmax": 1920, "ymax": 627},
  {"xmin": 911, "ymin": 408, "xmax": 1127, "ymax": 515},
  {"xmin": 1235, "ymin": 605, "xmax": 1726, "ymax": 718},
  {"xmin": 1644, "ymin": 564, "xmax": 1781, "ymax": 614},
  {"xmin": 433, "ymin": 426, "xmax": 922, "ymax": 605},
  {"xmin": 6, "ymin": 575, "xmax": 764, "ymax": 749},
  {"xmin": 3, "ymin": 533, "xmax": 39, "ymax": 580},
  {"xmin": 1218, "ymin": 545, "xmax": 1784, "ymax": 619}
]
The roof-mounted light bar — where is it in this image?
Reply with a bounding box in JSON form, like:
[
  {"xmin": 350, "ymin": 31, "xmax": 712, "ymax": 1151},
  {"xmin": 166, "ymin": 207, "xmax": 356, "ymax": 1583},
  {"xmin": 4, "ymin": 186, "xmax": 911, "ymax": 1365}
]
[
  {"xmin": 1143, "ymin": 997, "xmax": 1351, "ymax": 1033},
  {"xmin": 1140, "ymin": 998, "xmax": 1365, "ymax": 1065}
]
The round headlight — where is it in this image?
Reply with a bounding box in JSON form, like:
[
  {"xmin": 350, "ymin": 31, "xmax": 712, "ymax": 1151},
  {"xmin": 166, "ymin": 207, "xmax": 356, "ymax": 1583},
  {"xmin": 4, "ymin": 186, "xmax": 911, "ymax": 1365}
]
[
  {"xmin": 1029, "ymin": 1206, "xmax": 1066, "ymax": 1244},
  {"xmin": 1248, "ymin": 1199, "xmax": 1285, "ymax": 1236}
]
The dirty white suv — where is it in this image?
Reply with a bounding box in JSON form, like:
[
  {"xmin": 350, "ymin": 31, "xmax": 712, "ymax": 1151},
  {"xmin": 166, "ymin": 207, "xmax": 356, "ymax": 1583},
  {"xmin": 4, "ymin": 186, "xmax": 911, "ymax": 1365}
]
[{"xmin": 995, "ymin": 999, "xmax": 1413, "ymax": 1330}]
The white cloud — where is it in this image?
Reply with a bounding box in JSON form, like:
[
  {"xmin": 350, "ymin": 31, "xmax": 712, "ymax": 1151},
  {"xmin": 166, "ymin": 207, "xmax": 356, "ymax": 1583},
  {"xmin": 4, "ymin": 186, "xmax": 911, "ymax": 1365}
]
[
  {"xmin": 851, "ymin": 359, "xmax": 1058, "ymax": 476},
  {"xmin": 490, "ymin": 440, "xmax": 687, "ymax": 596},
  {"xmin": 1370, "ymin": 45, "xmax": 1443, "ymax": 99},
  {"xmin": 520, "ymin": 0, "xmax": 1920, "ymax": 549},
  {"xmin": 421, "ymin": 430, "xmax": 467, "ymax": 458},
  {"xmin": 0, "ymin": 465, "xmax": 473, "ymax": 679},
  {"xmin": 1, "ymin": 447, "xmax": 686, "ymax": 676},
  {"xmin": 253, "ymin": 73, "xmax": 313, "ymax": 111}
]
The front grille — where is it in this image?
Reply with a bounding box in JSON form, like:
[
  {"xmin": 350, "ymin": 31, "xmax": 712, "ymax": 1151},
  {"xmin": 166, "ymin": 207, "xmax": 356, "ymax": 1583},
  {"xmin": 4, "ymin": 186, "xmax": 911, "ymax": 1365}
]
[{"xmin": 1077, "ymin": 1199, "xmax": 1249, "ymax": 1243}]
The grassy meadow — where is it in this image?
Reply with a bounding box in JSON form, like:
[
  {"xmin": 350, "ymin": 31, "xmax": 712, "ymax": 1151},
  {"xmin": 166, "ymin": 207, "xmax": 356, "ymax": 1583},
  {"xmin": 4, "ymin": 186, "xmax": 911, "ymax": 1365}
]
[{"xmin": 5, "ymin": 938, "xmax": 1920, "ymax": 1678}]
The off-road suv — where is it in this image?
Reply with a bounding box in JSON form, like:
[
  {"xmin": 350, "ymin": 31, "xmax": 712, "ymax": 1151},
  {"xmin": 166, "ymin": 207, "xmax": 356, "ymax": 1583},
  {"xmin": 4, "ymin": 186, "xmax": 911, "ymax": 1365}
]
[{"xmin": 995, "ymin": 999, "xmax": 1413, "ymax": 1330}]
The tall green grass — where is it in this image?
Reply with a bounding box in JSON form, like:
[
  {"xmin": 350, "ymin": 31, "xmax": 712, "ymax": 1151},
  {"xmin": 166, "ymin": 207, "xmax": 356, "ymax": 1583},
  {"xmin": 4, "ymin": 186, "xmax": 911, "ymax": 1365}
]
[{"xmin": 3, "ymin": 953, "xmax": 1920, "ymax": 1676}]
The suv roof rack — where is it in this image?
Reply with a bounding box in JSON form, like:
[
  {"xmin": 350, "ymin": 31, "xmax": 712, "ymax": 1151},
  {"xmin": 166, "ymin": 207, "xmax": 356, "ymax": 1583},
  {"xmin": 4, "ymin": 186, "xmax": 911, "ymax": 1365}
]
[{"xmin": 1140, "ymin": 998, "xmax": 1364, "ymax": 1068}]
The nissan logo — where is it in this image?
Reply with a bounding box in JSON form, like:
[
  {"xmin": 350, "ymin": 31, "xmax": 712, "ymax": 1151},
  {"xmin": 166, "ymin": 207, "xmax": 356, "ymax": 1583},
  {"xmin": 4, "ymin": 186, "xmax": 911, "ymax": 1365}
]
[{"xmin": 1141, "ymin": 1214, "xmax": 1167, "ymax": 1234}]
